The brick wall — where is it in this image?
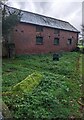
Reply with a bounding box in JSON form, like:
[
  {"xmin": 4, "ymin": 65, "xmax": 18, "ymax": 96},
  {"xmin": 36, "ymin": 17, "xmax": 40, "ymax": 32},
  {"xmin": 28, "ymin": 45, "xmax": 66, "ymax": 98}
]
[{"xmin": 13, "ymin": 23, "xmax": 78, "ymax": 55}]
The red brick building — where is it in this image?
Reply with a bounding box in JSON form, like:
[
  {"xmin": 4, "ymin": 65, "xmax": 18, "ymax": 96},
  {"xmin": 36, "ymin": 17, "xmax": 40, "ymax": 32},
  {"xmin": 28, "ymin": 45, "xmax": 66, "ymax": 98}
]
[{"xmin": 6, "ymin": 6, "xmax": 80, "ymax": 55}]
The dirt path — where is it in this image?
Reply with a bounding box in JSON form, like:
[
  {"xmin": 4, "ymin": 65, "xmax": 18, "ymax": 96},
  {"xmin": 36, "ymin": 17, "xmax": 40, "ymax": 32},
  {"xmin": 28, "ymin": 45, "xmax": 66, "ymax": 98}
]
[{"xmin": 78, "ymin": 54, "xmax": 84, "ymax": 119}]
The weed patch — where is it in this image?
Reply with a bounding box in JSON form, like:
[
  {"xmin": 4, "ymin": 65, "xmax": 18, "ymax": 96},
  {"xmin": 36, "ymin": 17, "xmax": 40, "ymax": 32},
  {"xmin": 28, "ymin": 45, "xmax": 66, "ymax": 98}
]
[{"xmin": 2, "ymin": 52, "xmax": 82, "ymax": 119}]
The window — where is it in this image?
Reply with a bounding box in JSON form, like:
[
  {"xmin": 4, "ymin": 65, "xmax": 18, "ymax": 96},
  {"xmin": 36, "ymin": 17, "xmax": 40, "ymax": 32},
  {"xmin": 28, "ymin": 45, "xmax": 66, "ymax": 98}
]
[
  {"xmin": 36, "ymin": 26, "xmax": 43, "ymax": 32},
  {"xmin": 54, "ymin": 29, "xmax": 60, "ymax": 35},
  {"xmin": 36, "ymin": 37, "xmax": 43, "ymax": 45},
  {"xmin": 54, "ymin": 38, "xmax": 59, "ymax": 45},
  {"xmin": 67, "ymin": 39, "xmax": 72, "ymax": 45}
]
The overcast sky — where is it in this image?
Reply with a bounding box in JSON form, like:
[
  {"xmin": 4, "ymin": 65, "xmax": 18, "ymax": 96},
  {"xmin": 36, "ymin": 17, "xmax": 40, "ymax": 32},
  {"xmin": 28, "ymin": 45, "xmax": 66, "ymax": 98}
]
[{"xmin": 6, "ymin": 0, "xmax": 83, "ymax": 32}]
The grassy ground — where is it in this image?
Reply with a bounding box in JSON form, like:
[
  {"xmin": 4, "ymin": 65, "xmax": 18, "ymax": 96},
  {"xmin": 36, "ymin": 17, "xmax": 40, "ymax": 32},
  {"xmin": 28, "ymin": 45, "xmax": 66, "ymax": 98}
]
[{"xmin": 2, "ymin": 52, "xmax": 82, "ymax": 119}]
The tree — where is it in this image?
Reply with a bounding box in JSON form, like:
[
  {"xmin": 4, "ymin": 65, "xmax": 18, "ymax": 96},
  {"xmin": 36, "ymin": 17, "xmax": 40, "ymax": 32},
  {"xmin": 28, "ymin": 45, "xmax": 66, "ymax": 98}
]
[
  {"xmin": 2, "ymin": 5, "xmax": 22, "ymax": 40},
  {"xmin": 1, "ymin": 3, "xmax": 22, "ymax": 57}
]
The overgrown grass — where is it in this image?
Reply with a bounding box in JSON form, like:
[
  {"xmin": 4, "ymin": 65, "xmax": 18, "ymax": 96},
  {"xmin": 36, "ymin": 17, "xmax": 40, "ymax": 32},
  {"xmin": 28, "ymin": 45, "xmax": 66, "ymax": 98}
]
[{"xmin": 2, "ymin": 52, "xmax": 82, "ymax": 119}]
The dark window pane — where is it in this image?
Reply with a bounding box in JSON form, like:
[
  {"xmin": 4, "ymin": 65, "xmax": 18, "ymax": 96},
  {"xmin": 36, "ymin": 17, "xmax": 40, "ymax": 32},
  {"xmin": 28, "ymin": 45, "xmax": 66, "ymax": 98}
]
[
  {"xmin": 36, "ymin": 37, "xmax": 43, "ymax": 44},
  {"xmin": 36, "ymin": 26, "xmax": 43, "ymax": 32},
  {"xmin": 54, "ymin": 38, "xmax": 59, "ymax": 45},
  {"xmin": 67, "ymin": 39, "xmax": 72, "ymax": 45}
]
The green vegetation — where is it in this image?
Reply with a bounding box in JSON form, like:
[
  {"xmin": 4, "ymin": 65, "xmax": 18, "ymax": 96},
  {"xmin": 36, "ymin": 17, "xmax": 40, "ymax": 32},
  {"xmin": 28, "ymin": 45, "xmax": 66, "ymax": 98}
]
[
  {"xmin": 78, "ymin": 45, "xmax": 84, "ymax": 53},
  {"xmin": 78, "ymin": 45, "xmax": 84, "ymax": 49},
  {"xmin": 2, "ymin": 52, "xmax": 82, "ymax": 119}
]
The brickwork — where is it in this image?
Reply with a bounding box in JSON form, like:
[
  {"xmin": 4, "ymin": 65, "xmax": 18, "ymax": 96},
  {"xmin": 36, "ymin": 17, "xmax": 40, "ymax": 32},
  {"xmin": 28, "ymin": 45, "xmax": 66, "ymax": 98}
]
[{"xmin": 13, "ymin": 23, "xmax": 78, "ymax": 55}]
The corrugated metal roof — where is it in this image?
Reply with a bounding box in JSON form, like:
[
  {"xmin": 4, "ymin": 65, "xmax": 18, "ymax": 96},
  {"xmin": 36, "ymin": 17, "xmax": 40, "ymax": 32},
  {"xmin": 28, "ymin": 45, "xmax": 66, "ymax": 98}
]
[{"xmin": 5, "ymin": 5, "xmax": 79, "ymax": 33}]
